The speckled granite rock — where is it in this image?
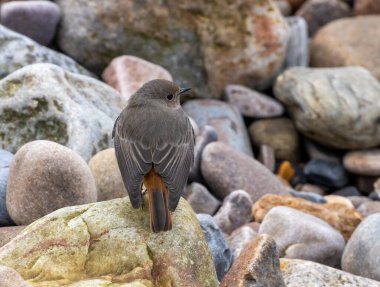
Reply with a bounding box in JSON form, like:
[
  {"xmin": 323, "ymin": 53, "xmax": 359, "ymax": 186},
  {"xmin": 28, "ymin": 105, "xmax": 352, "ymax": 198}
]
[
  {"xmin": 55, "ymin": 0, "xmax": 289, "ymax": 95},
  {"xmin": 0, "ymin": 197, "xmax": 218, "ymax": 287},
  {"xmin": 0, "ymin": 63, "xmax": 122, "ymax": 160}
]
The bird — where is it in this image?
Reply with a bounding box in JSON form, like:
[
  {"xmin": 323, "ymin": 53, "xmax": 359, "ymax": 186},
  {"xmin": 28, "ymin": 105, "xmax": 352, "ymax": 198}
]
[{"xmin": 112, "ymin": 79, "xmax": 194, "ymax": 232}]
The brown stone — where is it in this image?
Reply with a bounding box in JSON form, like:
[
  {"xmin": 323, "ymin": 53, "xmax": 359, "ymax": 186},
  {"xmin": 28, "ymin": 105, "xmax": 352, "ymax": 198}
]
[
  {"xmin": 355, "ymin": 0, "xmax": 380, "ymax": 15},
  {"xmin": 277, "ymin": 161, "xmax": 296, "ymax": 182},
  {"xmin": 220, "ymin": 234, "xmax": 285, "ymax": 287},
  {"xmin": 356, "ymin": 175, "xmax": 378, "ymax": 195},
  {"xmin": 102, "ymin": 55, "xmax": 172, "ymax": 103},
  {"xmin": 311, "ymin": 16, "xmax": 380, "ymax": 82},
  {"xmin": 287, "ymin": 0, "xmax": 307, "ymax": 10},
  {"xmin": 253, "ymin": 194, "xmax": 362, "ymax": 241},
  {"xmin": 0, "ymin": 226, "xmax": 25, "ymax": 248},
  {"xmin": 324, "ymin": 195, "xmax": 354, "ymax": 208},
  {"xmin": 249, "ymin": 117, "xmax": 299, "ymax": 161},
  {"xmin": 89, "ymin": 148, "xmax": 127, "ymax": 202},
  {"xmin": 6, "ymin": 140, "xmax": 97, "ymax": 225},
  {"xmin": 343, "ymin": 149, "xmax": 380, "ymax": 176},
  {"xmin": 357, "ymin": 201, "xmax": 380, "ymax": 217}
]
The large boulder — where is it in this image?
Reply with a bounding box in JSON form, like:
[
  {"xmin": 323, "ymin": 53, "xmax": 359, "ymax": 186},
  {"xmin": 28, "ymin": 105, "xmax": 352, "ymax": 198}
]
[
  {"xmin": 274, "ymin": 67, "xmax": 380, "ymax": 149},
  {"xmin": 0, "ymin": 197, "xmax": 218, "ymax": 287},
  {"xmin": 0, "ymin": 63, "xmax": 122, "ymax": 160},
  {"xmin": 0, "ymin": 25, "xmax": 91, "ymax": 79},
  {"xmin": 55, "ymin": 0, "xmax": 289, "ymax": 96}
]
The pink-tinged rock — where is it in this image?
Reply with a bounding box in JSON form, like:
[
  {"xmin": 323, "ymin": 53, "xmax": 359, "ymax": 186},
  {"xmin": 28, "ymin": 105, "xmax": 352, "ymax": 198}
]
[
  {"xmin": 0, "ymin": 1, "xmax": 60, "ymax": 46},
  {"xmin": 355, "ymin": 0, "xmax": 380, "ymax": 15},
  {"xmin": 343, "ymin": 149, "xmax": 380, "ymax": 176},
  {"xmin": 102, "ymin": 55, "xmax": 173, "ymax": 103},
  {"xmin": 201, "ymin": 142, "xmax": 288, "ymax": 202},
  {"xmin": 223, "ymin": 84, "xmax": 284, "ymax": 118}
]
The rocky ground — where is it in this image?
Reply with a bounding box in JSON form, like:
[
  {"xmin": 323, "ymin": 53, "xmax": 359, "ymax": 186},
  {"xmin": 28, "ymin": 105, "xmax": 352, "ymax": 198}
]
[{"xmin": 1, "ymin": 0, "xmax": 380, "ymax": 286}]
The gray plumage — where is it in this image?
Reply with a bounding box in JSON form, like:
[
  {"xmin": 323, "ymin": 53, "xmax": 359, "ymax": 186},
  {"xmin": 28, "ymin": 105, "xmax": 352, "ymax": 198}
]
[{"xmin": 112, "ymin": 79, "xmax": 194, "ymax": 211}]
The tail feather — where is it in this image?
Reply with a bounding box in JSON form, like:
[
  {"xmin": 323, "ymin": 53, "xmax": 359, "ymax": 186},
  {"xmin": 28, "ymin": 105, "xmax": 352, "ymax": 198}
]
[{"xmin": 144, "ymin": 169, "xmax": 172, "ymax": 233}]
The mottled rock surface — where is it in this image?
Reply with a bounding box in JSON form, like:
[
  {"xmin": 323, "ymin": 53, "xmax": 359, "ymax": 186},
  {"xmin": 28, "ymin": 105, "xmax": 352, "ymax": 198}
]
[
  {"xmin": 102, "ymin": 55, "xmax": 173, "ymax": 103},
  {"xmin": 259, "ymin": 206, "xmax": 345, "ymax": 267},
  {"xmin": 342, "ymin": 214, "xmax": 380, "ymax": 281},
  {"xmin": 201, "ymin": 142, "xmax": 288, "ymax": 202},
  {"xmin": 197, "ymin": 214, "xmax": 232, "ymax": 282},
  {"xmin": 184, "ymin": 100, "xmax": 252, "ymax": 156},
  {"xmin": 6, "ymin": 140, "xmax": 97, "ymax": 225},
  {"xmin": 0, "ymin": 226, "xmax": 25, "ymax": 248},
  {"xmin": 56, "ymin": 0, "xmax": 289, "ymax": 95},
  {"xmin": 0, "ymin": 63, "xmax": 122, "ymax": 160},
  {"xmin": 274, "ymin": 67, "xmax": 380, "ymax": 149},
  {"xmin": 89, "ymin": 148, "xmax": 127, "ymax": 202},
  {"xmin": 0, "ymin": 265, "xmax": 31, "ymax": 287},
  {"xmin": 281, "ymin": 258, "xmax": 380, "ymax": 286},
  {"xmin": 253, "ymin": 194, "xmax": 362, "ymax": 241},
  {"xmin": 0, "ymin": 1, "xmax": 60, "ymax": 46},
  {"xmin": 227, "ymin": 225, "xmax": 257, "ymax": 260},
  {"xmin": 0, "ymin": 25, "xmax": 91, "ymax": 79},
  {"xmin": 220, "ymin": 234, "xmax": 285, "ymax": 287},
  {"xmin": 311, "ymin": 16, "xmax": 380, "ymax": 81},
  {"xmin": 0, "ymin": 198, "xmax": 218, "ymax": 287}
]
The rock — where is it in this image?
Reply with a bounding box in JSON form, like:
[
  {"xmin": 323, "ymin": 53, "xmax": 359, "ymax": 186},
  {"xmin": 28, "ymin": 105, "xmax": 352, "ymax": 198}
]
[
  {"xmin": 348, "ymin": 196, "xmax": 372, "ymax": 208},
  {"xmin": 342, "ymin": 213, "xmax": 380, "ymax": 281},
  {"xmin": 88, "ymin": 148, "xmax": 127, "ymax": 202},
  {"xmin": 275, "ymin": 67, "xmax": 380, "ymax": 149},
  {"xmin": 304, "ymin": 140, "xmax": 342, "ymax": 163},
  {"xmin": 0, "ymin": 226, "xmax": 25, "ymax": 248},
  {"xmin": 287, "ymin": 0, "xmax": 307, "ymax": 10},
  {"xmin": 0, "ymin": 63, "xmax": 122, "ymax": 160},
  {"xmin": 285, "ymin": 17, "xmax": 309, "ymax": 67},
  {"xmin": 213, "ymin": 190, "xmax": 253, "ymax": 234},
  {"xmin": 369, "ymin": 191, "xmax": 380, "ymax": 201},
  {"xmin": 277, "ymin": 161, "xmax": 296, "ymax": 183},
  {"xmin": 249, "ymin": 117, "xmax": 299, "ymax": 161},
  {"xmin": 324, "ymin": 195, "xmax": 354, "ymax": 208},
  {"xmin": 201, "ymin": 142, "xmax": 288, "ymax": 202},
  {"xmin": 357, "ymin": 201, "xmax": 380, "ymax": 217},
  {"xmin": 184, "ymin": 100, "xmax": 252, "ymax": 156},
  {"xmin": 0, "ymin": 150, "xmax": 13, "ymax": 226},
  {"xmin": 299, "ymin": 183, "xmax": 326, "ymax": 196},
  {"xmin": 344, "ymin": 149, "xmax": 380, "ymax": 176},
  {"xmin": 332, "ymin": 186, "xmax": 361, "ymax": 197},
  {"xmin": 289, "ymin": 189, "xmax": 327, "ymax": 203},
  {"xmin": 189, "ymin": 125, "xmax": 218, "ymax": 183},
  {"xmin": 227, "ymin": 225, "xmax": 258, "ymax": 260},
  {"xmin": 296, "ymin": 0, "xmax": 351, "ymax": 36},
  {"xmin": 0, "ymin": 197, "xmax": 218, "ymax": 286},
  {"xmin": 0, "ymin": 25, "xmax": 91, "ymax": 79},
  {"xmin": 355, "ymin": 0, "xmax": 380, "ymax": 15},
  {"xmin": 102, "ymin": 55, "xmax": 173, "ymax": 104},
  {"xmin": 253, "ymin": 194, "xmax": 362, "ymax": 241},
  {"xmin": 311, "ymin": 16, "xmax": 380, "ymax": 81},
  {"xmin": 259, "ymin": 206, "xmax": 345, "ymax": 267},
  {"xmin": 184, "ymin": 183, "xmax": 221, "ymax": 215},
  {"xmin": 0, "ymin": 265, "xmax": 32, "ymax": 287},
  {"xmin": 275, "ymin": 0, "xmax": 292, "ymax": 16},
  {"xmin": 356, "ymin": 175, "xmax": 378, "ymax": 195},
  {"xmin": 304, "ymin": 159, "xmax": 348, "ymax": 189},
  {"xmin": 222, "ymin": 84, "xmax": 284, "ymax": 118},
  {"xmin": 220, "ymin": 234, "xmax": 286, "ymax": 287},
  {"xmin": 0, "ymin": 1, "xmax": 60, "ymax": 46},
  {"xmin": 281, "ymin": 258, "xmax": 380, "ymax": 286},
  {"xmin": 197, "ymin": 214, "xmax": 232, "ymax": 282},
  {"xmin": 6, "ymin": 140, "xmax": 97, "ymax": 225},
  {"xmin": 55, "ymin": 0, "xmax": 289, "ymax": 95},
  {"xmin": 258, "ymin": 144, "xmax": 276, "ymax": 172}
]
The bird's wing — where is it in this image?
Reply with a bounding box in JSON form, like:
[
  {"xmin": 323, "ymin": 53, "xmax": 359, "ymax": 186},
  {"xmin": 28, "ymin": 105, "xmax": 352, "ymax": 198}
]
[
  {"xmin": 153, "ymin": 117, "xmax": 195, "ymax": 211},
  {"xmin": 113, "ymin": 116, "xmax": 152, "ymax": 209}
]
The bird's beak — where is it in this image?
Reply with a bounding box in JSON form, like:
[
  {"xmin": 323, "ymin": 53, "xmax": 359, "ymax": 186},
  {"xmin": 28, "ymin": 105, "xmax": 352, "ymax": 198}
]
[{"xmin": 178, "ymin": 87, "xmax": 191, "ymax": 95}]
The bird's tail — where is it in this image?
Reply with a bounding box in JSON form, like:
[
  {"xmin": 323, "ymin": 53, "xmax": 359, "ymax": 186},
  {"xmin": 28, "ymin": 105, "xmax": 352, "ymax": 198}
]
[{"xmin": 144, "ymin": 169, "xmax": 172, "ymax": 232}]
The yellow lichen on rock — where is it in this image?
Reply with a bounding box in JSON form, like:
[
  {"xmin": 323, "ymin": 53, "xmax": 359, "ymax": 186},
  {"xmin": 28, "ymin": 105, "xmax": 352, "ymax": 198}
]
[{"xmin": 0, "ymin": 197, "xmax": 218, "ymax": 287}]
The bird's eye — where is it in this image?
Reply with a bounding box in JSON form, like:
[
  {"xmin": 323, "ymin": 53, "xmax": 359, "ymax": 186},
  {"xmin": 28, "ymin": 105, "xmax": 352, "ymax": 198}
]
[{"xmin": 166, "ymin": 94, "xmax": 174, "ymax": 101}]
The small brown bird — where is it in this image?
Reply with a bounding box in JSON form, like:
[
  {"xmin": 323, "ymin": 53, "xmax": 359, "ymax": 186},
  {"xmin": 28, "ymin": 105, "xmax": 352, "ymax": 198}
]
[{"xmin": 112, "ymin": 79, "xmax": 194, "ymax": 232}]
